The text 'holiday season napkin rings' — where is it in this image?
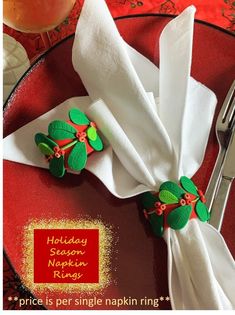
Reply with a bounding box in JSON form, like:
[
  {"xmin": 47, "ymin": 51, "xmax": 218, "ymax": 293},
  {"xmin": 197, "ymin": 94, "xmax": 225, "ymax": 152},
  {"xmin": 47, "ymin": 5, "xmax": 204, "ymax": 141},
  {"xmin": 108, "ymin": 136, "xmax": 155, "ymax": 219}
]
[
  {"xmin": 35, "ymin": 108, "xmax": 103, "ymax": 177},
  {"xmin": 141, "ymin": 176, "xmax": 210, "ymax": 237}
]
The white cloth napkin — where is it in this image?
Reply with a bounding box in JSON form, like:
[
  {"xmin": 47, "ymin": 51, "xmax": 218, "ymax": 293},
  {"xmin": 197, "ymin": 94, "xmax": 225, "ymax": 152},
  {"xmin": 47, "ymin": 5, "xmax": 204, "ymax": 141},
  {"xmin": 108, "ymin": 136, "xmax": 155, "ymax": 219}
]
[{"xmin": 3, "ymin": 0, "xmax": 235, "ymax": 310}]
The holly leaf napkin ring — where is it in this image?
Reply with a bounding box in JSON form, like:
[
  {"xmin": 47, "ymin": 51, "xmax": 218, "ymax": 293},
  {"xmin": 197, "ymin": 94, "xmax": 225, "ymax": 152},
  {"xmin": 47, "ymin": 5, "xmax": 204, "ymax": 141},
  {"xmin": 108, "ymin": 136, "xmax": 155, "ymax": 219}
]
[
  {"xmin": 35, "ymin": 108, "xmax": 103, "ymax": 178},
  {"xmin": 141, "ymin": 176, "xmax": 210, "ymax": 237}
]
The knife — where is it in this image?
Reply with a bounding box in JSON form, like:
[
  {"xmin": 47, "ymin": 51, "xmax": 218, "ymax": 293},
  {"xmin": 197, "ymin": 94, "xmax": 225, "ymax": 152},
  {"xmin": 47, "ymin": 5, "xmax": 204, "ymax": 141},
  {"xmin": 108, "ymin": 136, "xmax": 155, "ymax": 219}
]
[{"xmin": 209, "ymin": 128, "xmax": 235, "ymax": 231}]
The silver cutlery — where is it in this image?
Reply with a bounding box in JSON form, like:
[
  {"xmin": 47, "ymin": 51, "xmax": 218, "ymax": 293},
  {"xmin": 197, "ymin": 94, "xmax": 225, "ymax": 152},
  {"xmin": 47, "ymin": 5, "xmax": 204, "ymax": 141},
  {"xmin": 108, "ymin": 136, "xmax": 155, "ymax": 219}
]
[
  {"xmin": 209, "ymin": 126, "xmax": 235, "ymax": 231},
  {"xmin": 206, "ymin": 80, "xmax": 235, "ymax": 212}
]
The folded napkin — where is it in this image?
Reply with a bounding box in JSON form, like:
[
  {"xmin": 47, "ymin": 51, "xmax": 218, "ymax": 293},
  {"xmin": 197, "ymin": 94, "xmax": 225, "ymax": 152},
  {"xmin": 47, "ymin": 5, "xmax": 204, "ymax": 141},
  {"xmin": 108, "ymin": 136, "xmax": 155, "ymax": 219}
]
[{"xmin": 3, "ymin": 0, "xmax": 235, "ymax": 310}]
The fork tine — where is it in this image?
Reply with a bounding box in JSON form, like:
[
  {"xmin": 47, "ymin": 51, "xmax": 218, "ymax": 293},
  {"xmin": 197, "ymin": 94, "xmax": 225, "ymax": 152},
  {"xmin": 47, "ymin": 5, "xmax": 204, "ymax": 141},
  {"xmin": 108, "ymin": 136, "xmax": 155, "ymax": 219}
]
[
  {"xmin": 221, "ymin": 80, "xmax": 235, "ymax": 125},
  {"xmin": 228, "ymin": 97, "xmax": 235, "ymax": 129}
]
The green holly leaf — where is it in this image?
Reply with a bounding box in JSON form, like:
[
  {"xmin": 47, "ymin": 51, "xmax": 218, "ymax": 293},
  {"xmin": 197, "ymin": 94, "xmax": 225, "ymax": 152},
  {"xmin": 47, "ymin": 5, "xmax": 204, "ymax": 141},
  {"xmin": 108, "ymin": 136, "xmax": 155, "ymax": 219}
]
[
  {"xmin": 38, "ymin": 143, "xmax": 54, "ymax": 155},
  {"xmin": 48, "ymin": 120, "xmax": 77, "ymax": 140},
  {"xmin": 49, "ymin": 156, "xmax": 65, "ymax": 178},
  {"xmin": 195, "ymin": 200, "xmax": 210, "ymax": 222},
  {"xmin": 180, "ymin": 176, "xmax": 199, "ymax": 196},
  {"xmin": 167, "ymin": 205, "xmax": 192, "ymax": 230},
  {"xmin": 159, "ymin": 181, "xmax": 185, "ymax": 199},
  {"xmin": 149, "ymin": 213, "xmax": 164, "ymax": 237},
  {"xmin": 35, "ymin": 133, "xmax": 57, "ymax": 149},
  {"xmin": 69, "ymin": 108, "xmax": 90, "ymax": 125},
  {"xmin": 141, "ymin": 192, "xmax": 159, "ymax": 210},
  {"xmin": 159, "ymin": 190, "xmax": 178, "ymax": 204},
  {"xmin": 88, "ymin": 134, "xmax": 103, "ymax": 151},
  {"xmin": 68, "ymin": 142, "xmax": 87, "ymax": 171},
  {"xmin": 87, "ymin": 126, "xmax": 97, "ymax": 141}
]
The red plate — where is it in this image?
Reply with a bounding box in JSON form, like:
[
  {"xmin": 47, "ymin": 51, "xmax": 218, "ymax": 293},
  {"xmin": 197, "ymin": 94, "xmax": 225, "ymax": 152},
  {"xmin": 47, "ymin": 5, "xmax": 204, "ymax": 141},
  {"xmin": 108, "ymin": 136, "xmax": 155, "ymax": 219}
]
[{"xmin": 3, "ymin": 14, "xmax": 235, "ymax": 310}]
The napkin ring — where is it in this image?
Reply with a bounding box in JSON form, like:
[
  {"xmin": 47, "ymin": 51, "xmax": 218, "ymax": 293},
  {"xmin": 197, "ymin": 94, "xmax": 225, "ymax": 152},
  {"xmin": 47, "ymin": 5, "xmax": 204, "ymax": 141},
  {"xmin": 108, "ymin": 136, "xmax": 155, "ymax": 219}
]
[
  {"xmin": 34, "ymin": 108, "xmax": 103, "ymax": 178},
  {"xmin": 141, "ymin": 176, "xmax": 210, "ymax": 237}
]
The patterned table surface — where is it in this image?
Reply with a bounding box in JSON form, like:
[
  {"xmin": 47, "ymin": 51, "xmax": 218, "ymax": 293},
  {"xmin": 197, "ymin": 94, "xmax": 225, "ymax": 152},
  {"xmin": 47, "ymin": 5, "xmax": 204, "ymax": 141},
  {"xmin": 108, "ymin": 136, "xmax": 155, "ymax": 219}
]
[{"xmin": 3, "ymin": 0, "xmax": 235, "ymax": 60}]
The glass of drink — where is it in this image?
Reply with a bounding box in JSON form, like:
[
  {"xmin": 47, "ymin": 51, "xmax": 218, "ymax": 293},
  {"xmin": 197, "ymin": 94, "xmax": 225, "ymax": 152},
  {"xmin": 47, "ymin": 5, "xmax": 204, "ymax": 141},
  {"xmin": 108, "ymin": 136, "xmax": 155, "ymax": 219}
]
[{"xmin": 3, "ymin": 0, "xmax": 76, "ymax": 48}]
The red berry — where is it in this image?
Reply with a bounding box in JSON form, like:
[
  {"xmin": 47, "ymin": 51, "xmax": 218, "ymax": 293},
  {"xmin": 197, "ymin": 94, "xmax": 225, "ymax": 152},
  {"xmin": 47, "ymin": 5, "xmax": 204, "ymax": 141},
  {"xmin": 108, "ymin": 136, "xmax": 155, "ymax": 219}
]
[
  {"xmin": 79, "ymin": 136, "xmax": 86, "ymax": 142},
  {"xmin": 154, "ymin": 201, "xmax": 161, "ymax": 208},
  {"xmin": 55, "ymin": 152, "xmax": 60, "ymax": 158}
]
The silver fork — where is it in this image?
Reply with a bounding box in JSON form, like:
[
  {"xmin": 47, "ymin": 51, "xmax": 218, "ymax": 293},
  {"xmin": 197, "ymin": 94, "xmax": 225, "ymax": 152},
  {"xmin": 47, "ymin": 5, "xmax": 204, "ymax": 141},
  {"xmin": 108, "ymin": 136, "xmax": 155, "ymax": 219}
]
[{"xmin": 206, "ymin": 80, "xmax": 235, "ymax": 211}]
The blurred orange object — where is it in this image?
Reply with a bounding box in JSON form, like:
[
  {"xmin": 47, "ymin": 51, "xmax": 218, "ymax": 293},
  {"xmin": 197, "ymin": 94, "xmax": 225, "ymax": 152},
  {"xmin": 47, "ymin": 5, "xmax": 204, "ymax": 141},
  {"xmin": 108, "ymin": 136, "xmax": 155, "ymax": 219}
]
[{"xmin": 3, "ymin": 0, "xmax": 76, "ymax": 33}]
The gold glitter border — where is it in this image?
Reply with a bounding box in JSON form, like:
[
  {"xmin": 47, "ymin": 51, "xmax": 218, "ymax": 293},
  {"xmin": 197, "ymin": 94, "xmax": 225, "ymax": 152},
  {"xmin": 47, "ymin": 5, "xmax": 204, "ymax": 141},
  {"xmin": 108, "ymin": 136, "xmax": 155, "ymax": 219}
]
[{"xmin": 22, "ymin": 219, "xmax": 113, "ymax": 293}]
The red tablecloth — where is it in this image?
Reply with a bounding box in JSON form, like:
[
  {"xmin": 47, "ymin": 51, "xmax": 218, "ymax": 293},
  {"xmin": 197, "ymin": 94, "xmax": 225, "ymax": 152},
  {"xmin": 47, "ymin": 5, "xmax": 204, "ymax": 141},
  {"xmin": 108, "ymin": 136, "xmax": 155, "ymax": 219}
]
[{"xmin": 3, "ymin": 0, "xmax": 235, "ymax": 60}]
